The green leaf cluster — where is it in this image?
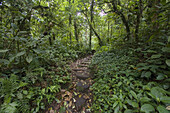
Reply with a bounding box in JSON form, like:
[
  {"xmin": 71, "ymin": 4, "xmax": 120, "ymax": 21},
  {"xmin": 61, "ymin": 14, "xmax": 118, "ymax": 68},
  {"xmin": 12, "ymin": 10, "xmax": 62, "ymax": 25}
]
[{"xmin": 90, "ymin": 45, "xmax": 170, "ymax": 112}]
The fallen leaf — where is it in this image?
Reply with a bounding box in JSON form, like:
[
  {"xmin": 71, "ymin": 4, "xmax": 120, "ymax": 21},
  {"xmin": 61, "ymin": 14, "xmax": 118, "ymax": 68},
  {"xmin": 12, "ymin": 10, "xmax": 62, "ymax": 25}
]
[
  {"xmin": 73, "ymin": 92, "xmax": 77, "ymax": 96},
  {"xmin": 61, "ymin": 89, "xmax": 66, "ymax": 93},
  {"xmin": 48, "ymin": 107, "xmax": 53, "ymax": 111},
  {"xmin": 83, "ymin": 95, "xmax": 89, "ymax": 99},
  {"xmin": 62, "ymin": 91, "xmax": 72, "ymax": 99},
  {"xmin": 166, "ymin": 106, "xmax": 170, "ymax": 110},
  {"xmin": 73, "ymin": 98, "xmax": 76, "ymax": 102},
  {"xmin": 65, "ymin": 97, "xmax": 70, "ymax": 101},
  {"xmin": 69, "ymin": 101, "xmax": 72, "ymax": 107},
  {"xmin": 72, "ymin": 105, "xmax": 75, "ymax": 109},
  {"xmin": 50, "ymin": 110, "xmax": 55, "ymax": 113}
]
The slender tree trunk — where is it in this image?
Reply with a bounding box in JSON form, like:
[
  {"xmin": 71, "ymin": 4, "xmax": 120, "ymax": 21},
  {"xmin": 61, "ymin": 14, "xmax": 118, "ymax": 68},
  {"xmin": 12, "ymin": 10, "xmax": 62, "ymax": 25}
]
[
  {"xmin": 74, "ymin": 19, "xmax": 78, "ymax": 43},
  {"xmin": 69, "ymin": 0, "xmax": 72, "ymax": 44},
  {"xmin": 135, "ymin": 0, "xmax": 142, "ymax": 42},
  {"xmin": 69, "ymin": 15, "xmax": 72, "ymax": 44},
  {"xmin": 53, "ymin": 33, "xmax": 55, "ymax": 40},
  {"xmin": 85, "ymin": 26, "xmax": 88, "ymax": 41},
  {"xmin": 135, "ymin": 13, "xmax": 140, "ymax": 42},
  {"xmin": 99, "ymin": 26, "xmax": 101, "ymax": 38},
  {"xmin": 49, "ymin": 36, "xmax": 52, "ymax": 45},
  {"xmin": 90, "ymin": 23, "xmax": 102, "ymax": 46},
  {"xmin": 82, "ymin": 8, "xmax": 103, "ymax": 46},
  {"xmin": 89, "ymin": 0, "xmax": 94, "ymax": 49},
  {"xmin": 111, "ymin": 25, "xmax": 113, "ymax": 39},
  {"xmin": 120, "ymin": 13, "xmax": 130, "ymax": 40},
  {"xmin": 107, "ymin": 21, "xmax": 110, "ymax": 43},
  {"xmin": 153, "ymin": 0, "xmax": 160, "ymax": 30},
  {"xmin": 111, "ymin": 1, "xmax": 130, "ymax": 40}
]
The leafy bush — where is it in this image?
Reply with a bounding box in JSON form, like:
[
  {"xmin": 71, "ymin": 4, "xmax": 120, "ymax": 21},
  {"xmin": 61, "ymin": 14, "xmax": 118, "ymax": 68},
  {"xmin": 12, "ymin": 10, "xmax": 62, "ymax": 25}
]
[
  {"xmin": 0, "ymin": 64, "xmax": 70, "ymax": 113},
  {"xmin": 90, "ymin": 44, "xmax": 170, "ymax": 113}
]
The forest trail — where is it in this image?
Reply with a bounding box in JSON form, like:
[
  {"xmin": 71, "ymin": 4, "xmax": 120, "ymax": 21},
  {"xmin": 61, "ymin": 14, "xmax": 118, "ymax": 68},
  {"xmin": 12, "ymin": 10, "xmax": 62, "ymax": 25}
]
[{"xmin": 47, "ymin": 55, "xmax": 93, "ymax": 113}]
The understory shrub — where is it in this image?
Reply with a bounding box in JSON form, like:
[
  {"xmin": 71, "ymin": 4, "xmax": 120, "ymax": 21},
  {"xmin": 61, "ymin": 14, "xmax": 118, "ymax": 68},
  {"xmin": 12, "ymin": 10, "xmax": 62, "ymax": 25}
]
[{"xmin": 90, "ymin": 42, "xmax": 170, "ymax": 113}]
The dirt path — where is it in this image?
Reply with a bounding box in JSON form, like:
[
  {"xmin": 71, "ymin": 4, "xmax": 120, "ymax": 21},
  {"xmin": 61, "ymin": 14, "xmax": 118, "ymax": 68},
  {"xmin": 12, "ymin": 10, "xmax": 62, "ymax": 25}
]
[{"xmin": 47, "ymin": 55, "xmax": 93, "ymax": 113}]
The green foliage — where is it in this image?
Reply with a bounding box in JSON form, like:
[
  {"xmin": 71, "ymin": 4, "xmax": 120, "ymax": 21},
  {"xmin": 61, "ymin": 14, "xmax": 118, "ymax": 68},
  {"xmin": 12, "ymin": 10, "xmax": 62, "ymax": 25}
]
[
  {"xmin": 90, "ymin": 42, "xmax": 170, "ymax": 112},
  {"xmin": 0, "ymin": 75, "xmax": 30, "ymax": 113},
  {"xmin": 0, "ymin": 1, "xmax": 89, "ymax": 112},
  {"xmin": 0, "ymin": 67, "xmax": 70, "ymax": 113},
  {"xmin": 0, "ymin": 0, "xmax": 170, "ymax": 112},
  {"xmin": 134, "ymin": 42, "xmax": 170, "ymax": 81},
  {"xmin": 141, "ymin": 104, "xmax": 155, "ymax": 113}
]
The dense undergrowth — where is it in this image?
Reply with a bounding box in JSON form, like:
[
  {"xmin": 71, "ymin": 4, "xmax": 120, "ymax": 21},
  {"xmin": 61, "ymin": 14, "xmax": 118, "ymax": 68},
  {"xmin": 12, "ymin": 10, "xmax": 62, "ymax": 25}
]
[
  {"xmin": 90, "ymin": 41, "xmax": 170, "ymax": 113},
  {"xmin": 0, "ymin": 39, "xmax": 91, "ymax": 113},
  {"xmin": 0, "ymin": 1, "xmax": 91, "ymax": 112}
]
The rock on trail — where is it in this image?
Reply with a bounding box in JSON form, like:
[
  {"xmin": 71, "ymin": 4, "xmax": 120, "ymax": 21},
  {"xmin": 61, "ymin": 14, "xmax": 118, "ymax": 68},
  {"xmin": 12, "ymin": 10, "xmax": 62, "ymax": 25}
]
[{"xmin": 46, "ymin": 55, "xmax": 93, "ymax": 113}]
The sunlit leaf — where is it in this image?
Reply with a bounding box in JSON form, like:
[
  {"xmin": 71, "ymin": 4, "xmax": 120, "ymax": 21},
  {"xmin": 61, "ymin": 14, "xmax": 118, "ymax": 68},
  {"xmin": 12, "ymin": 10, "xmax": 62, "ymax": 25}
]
[
  {"xmin": 151, "ymin": 87, "xmax": 163, "ymax": 99},
  {"xmin": 16, "ymin": 51, "xmax": 26, "ymax": 57},
  {"xmin": 140, "ymin": 97, "xmax": 151, "ymax": 103},
  {"xmin": 141, "ymin": 104, "xmax": 155, "ymax": 113},
  {"xmin": 17, "ymin": 92, "xmax": 23, "ymax": 99},
  {"xmin": 151, "ymin": 54, "xmax": 162, "ymax": 59},
  {"xmin": 166, "ymin": 59, "xmax": 170, "ymax": 66},
  {"xmin": 157, "ymin": 105, "xmax": 169, "ymax": 113},
  {"xmin": 160, "ymin": 96, "xmax": 170, "ymax": 103},
  {"xmin": 124, "ymin": 109, "xmax": 133, "ymax": 113},
  {"xmin": 130, "ymin": 90, "xmax": 137, "ymax": 99},
  {"xmin": 26, "ymin": 55, "xmax": 33, "ymax": 63},
  {"xmin": 0, "ymin": 49, "xmax": 8, "ymax": 53},
  {"xmin": 112, "ymin": 101, "xmax": 118, "ymax": 109}
]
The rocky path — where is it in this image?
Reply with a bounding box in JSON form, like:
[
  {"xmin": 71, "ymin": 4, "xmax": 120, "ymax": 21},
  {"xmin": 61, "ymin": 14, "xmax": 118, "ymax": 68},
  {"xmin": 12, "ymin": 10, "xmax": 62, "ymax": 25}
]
[{"xmin": 47, "ymin": 55, "xmax": 93, "ymax": 113}]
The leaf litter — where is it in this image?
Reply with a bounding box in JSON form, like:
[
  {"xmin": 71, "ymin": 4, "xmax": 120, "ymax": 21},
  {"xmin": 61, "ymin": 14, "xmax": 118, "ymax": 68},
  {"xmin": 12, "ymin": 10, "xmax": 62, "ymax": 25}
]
[{"xmin": 46, "ymin": 55, "xmax": 93, "ymax": 113}]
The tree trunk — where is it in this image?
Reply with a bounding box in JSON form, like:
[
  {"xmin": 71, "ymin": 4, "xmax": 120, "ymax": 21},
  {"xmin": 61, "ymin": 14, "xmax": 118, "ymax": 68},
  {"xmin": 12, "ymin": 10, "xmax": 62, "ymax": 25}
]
[
  {"xmin": 69, "ymin": 0, "xmax": 72, "ymax": 44},
  {"xmin": 111, "ymin": 1, "xmax": 130, "ymax": 40},
  {"xmin": 53, "ymin": 33, "xmax": 55, "ymax": 40},
  {"xmin": 89, "ymin": 0, "xmax": 94, "ymax": 49},
  {"xmin": 90, "ymin": 23, "xmax": 102, "ymax": 46},
  {"xmin": 152, "ymin": 0, "xmax": 160, "ymax": 30},
  {"xmin": 107, "ymin": 21, "xmax": 110, "ymax": 43},
  {"xmin": 74, "ymin": 19, "xmax": 78, "ymax": 43},
  {"xmin": 111, "ymin": 25, "xmax": 113, "ymax": 40},
  {"xmin": 82, "ymin": 8, "xmax": 103, "ymax": 47},
  {"xmin": 119, "ymin": 13, "xmax": 130, "ymax": 40},
  {"xmin": 135, "ymin": 0, "xmax": 142, "ymax": 42},
  {"xmin": 85, "ymin": 26, "xmax": 88, "ymax": 41}
]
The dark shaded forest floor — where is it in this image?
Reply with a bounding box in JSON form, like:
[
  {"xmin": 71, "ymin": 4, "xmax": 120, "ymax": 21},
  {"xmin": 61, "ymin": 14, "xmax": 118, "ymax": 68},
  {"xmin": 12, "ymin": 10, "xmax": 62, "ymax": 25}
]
[{"xmin": 46, "ymin": 55, "xmax": 93, "ymax": 113}]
